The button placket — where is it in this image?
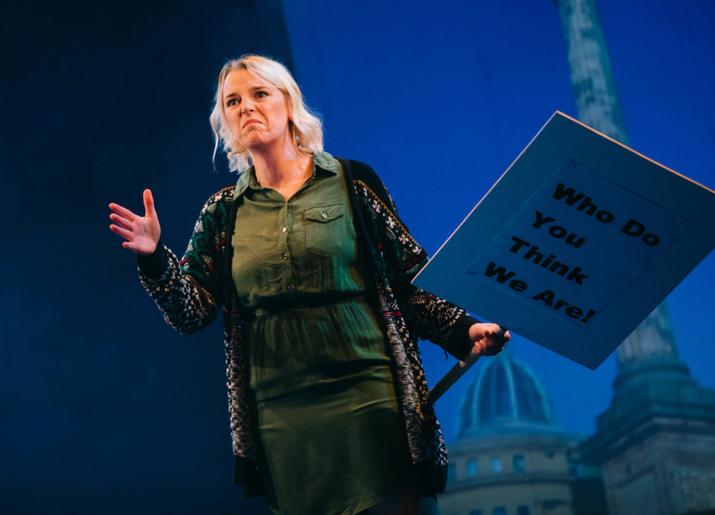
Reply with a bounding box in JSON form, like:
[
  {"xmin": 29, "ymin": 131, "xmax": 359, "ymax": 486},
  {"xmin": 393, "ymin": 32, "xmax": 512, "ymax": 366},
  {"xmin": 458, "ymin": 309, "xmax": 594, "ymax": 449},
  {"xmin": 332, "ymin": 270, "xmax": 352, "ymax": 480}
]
[{"xmin": 283, "ymin": 201, "xmax": 296, "ymax": 293}]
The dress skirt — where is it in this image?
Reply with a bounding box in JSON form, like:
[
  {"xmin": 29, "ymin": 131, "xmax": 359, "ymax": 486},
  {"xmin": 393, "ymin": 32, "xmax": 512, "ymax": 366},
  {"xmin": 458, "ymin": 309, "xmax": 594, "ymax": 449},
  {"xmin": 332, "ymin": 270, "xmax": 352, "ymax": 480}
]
[{"xmin": 249, "ymin": 300, "xmax": 413, "ymax": 515}]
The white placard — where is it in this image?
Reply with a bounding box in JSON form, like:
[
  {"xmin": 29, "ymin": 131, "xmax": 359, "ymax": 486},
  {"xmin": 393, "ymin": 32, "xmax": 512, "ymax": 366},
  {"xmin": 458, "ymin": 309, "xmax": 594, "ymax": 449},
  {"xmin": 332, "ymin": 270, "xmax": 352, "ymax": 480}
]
[{"xmin": 413, "ymin": 111, "xmax": 715, "ymax": 369}]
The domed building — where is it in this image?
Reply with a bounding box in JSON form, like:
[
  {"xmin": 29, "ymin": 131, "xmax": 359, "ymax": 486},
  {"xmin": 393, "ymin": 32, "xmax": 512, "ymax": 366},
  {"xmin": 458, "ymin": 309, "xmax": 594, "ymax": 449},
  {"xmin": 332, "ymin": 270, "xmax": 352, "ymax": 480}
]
[{"xmin": 438, "ymin": 351, "xmax": 606, "ymax": 515}]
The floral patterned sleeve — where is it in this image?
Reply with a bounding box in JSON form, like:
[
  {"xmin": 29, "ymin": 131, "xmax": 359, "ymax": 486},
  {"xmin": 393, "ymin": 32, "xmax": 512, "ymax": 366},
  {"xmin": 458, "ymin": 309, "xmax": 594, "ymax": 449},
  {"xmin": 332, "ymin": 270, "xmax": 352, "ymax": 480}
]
[
  {"xmin": 370, "ymin": 183, "xmax": 478, "ymax": 362},
  {"xmin": 136, "ymin": 187, "xmax": 234, "ymax": 335}
]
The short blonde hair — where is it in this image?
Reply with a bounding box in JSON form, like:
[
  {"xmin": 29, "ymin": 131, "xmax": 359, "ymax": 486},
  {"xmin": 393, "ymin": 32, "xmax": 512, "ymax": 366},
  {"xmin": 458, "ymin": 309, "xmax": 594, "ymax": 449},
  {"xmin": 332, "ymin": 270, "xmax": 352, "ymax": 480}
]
[{"xmin": 209, "ymin": 54, "xmax": 323, "ymax": 173}]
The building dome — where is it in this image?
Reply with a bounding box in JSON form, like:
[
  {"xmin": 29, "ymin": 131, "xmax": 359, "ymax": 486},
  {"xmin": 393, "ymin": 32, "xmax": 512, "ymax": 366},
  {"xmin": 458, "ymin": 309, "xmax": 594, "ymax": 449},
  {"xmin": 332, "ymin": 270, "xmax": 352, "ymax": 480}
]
[{"xmin": 457, "ymin": 350, "xmax": 559, "ymax": 438}]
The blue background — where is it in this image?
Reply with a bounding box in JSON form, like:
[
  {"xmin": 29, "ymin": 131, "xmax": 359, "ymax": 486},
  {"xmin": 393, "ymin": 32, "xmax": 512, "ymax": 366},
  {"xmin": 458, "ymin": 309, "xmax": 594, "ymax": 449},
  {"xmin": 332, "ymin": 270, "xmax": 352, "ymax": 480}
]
[{"xmin": 2, "ymin": 1, "xmax": 712, "ymax": 513}]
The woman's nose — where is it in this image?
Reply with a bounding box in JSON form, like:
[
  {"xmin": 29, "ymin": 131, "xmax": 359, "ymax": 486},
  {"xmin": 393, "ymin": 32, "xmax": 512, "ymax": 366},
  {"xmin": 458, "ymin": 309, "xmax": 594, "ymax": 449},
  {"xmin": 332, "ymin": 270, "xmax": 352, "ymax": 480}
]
[{"xmin": 240, "ymin": 100, "xmax": 254, "ymax": 114}]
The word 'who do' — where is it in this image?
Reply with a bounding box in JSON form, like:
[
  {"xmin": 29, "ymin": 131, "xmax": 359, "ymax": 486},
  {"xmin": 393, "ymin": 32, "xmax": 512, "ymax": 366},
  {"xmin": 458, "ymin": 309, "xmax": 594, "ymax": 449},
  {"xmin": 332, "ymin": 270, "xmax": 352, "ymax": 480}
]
[{"xmin": 553, "ymin": 182, "xmax": 662, "ymax": 247}]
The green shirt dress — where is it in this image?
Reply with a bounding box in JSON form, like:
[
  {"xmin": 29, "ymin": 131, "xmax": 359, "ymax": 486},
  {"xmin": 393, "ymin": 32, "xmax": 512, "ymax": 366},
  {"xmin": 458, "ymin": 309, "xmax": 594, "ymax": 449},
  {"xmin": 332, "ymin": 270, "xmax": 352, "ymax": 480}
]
[{"xmin": 231, "ymin": 153, "xmax": 413, "ymax": 514}]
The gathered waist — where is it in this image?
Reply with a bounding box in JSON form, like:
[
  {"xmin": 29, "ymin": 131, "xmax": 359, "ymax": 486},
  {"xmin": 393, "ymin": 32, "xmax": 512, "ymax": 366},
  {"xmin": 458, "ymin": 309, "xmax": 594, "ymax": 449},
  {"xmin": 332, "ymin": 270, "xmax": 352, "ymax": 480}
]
[
  {"xmin": 247, "ymin": 292, "xmax": 390, "ymax": 401},
  {"xmin": 249, "ymin": 290, "xmax": 368, "ymax": 318}
]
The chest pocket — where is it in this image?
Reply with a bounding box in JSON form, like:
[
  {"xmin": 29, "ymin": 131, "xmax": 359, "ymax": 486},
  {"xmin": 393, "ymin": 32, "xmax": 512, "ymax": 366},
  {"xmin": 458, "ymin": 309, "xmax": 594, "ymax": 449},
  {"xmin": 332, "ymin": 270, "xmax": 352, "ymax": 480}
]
[{"xmin": 304, "ymin": 204, "xmax": 345, "ymax": 256}]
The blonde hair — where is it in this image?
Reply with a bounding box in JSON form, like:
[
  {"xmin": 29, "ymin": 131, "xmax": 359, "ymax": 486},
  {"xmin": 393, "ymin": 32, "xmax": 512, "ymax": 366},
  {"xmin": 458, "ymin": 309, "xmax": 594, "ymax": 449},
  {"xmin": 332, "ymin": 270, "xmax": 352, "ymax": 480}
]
[{"xmin": 209, "ymin": 54, "xmax": 323, "ymax": 173}]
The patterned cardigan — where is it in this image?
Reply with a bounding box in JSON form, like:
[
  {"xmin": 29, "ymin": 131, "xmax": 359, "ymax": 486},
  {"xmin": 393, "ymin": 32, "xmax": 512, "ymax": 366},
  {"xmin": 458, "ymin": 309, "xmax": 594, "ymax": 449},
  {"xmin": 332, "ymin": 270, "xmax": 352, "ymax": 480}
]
[{"xmin": 137, "ymin": 158, "xmax": 478, "ymax": 496}]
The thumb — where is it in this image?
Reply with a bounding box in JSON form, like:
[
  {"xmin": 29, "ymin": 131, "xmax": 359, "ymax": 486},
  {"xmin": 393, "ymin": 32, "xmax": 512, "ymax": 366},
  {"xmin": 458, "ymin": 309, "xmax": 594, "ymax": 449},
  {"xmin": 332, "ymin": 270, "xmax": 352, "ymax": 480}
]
[{"xmin": 143, "ymin": 188, "xmax": 156, "ymax": 217}]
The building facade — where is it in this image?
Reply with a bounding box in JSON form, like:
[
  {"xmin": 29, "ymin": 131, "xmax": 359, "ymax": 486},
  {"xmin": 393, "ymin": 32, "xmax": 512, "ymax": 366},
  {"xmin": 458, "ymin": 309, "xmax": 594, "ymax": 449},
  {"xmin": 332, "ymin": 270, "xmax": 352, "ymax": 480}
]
[{"xmin": 579, "ymin": 310, "xmax": 715, "ymax": 514}]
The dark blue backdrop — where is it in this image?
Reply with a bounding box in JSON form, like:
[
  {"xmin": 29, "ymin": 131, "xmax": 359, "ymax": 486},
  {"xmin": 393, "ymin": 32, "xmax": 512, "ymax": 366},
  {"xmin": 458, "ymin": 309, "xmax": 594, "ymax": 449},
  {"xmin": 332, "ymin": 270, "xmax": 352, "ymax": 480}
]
[{"xmin": 2, "ymin": 1, "xmax": 712, "ymax": 514}]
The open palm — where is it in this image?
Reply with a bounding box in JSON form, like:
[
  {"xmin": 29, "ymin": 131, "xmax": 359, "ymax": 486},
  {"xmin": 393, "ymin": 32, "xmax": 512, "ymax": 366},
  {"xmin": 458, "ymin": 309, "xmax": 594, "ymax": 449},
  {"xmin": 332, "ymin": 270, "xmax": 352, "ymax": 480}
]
[{"xmin": 108, "ymin": 189, "xmax": 161, "ymax": 256}]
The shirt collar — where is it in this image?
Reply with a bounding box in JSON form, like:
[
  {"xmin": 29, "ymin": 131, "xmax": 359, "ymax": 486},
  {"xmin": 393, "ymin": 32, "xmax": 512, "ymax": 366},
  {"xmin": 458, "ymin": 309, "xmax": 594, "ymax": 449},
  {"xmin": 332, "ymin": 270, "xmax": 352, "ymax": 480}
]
[{"xmin": 233, "ymin": 151, "xmax": 341, "ymax": 200}]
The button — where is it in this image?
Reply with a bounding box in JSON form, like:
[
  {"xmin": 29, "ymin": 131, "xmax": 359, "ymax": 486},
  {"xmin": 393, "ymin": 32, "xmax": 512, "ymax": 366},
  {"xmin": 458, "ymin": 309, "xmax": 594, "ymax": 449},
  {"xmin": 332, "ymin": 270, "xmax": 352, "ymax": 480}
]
[
  {"xmin": 282, "ymin": 253, "xmax": 288, "ymax": 261},
  {"xmin": 321, "ymin": 212, "xmax": 328, "ymax": 219},
  {"xmin": 287, "ymin": 285, "xmax": 296, "ymax": 292},
  {"xmin": 282, "ymin": 226, "xmax": 287, "ymax": 233}
]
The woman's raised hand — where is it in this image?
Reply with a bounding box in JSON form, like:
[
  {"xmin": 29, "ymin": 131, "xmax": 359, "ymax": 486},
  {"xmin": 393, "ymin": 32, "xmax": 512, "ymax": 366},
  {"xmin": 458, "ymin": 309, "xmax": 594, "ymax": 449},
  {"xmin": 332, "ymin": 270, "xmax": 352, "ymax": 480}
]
[{"xmin": 108, "ymin": 189, "xmax": 161, "ymax": 256}]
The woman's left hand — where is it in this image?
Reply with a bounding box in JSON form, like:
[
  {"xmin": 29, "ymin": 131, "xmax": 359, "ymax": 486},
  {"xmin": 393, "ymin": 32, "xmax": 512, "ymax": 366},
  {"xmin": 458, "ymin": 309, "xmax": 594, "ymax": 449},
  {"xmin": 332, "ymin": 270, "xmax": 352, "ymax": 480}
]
[{"xmin": 467, "ymin": 323, "xmax": 511, "ymax": 358}]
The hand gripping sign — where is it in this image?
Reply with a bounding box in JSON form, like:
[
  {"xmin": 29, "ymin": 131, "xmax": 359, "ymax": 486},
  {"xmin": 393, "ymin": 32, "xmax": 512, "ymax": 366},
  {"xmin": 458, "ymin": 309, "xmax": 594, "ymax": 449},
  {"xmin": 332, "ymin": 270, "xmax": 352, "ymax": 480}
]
[{"xmin": 418, "ymin": 112, "xmax": 715, "ymax": 402}]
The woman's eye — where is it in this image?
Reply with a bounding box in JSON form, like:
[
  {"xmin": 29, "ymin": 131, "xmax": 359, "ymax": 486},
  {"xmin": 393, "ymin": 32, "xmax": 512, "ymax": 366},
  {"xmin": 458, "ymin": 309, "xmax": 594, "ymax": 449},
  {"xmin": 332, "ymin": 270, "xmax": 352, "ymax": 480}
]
[
  {"xmin": 255, "ymin": 91, "xmax": 268, "ymax": 98},
  {"xmin": 226, "ymin": 98, "xmax": 240, "ymax": 107}
]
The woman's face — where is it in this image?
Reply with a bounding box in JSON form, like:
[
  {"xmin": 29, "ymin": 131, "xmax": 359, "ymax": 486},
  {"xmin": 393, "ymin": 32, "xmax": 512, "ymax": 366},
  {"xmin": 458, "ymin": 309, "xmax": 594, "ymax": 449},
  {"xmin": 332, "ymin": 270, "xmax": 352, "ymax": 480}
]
[{"xmin": 222, "ymin": 68, "xmax": 291, "ymax": 152}]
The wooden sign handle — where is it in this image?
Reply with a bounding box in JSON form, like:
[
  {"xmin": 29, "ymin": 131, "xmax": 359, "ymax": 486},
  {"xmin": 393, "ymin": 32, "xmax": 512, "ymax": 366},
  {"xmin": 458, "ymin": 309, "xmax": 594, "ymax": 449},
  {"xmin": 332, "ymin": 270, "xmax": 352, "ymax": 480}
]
[{"xmin": 428, "ymin": 327, "xmax": 507, "ymax": 405}]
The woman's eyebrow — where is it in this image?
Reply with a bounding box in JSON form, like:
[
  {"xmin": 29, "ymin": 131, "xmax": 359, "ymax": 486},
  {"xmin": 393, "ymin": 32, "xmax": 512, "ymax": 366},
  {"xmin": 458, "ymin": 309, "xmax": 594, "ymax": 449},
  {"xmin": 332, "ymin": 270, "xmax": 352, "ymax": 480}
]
[{"xmin": 225, "ymin": 86, "xmax": 267, "ymax": 98}]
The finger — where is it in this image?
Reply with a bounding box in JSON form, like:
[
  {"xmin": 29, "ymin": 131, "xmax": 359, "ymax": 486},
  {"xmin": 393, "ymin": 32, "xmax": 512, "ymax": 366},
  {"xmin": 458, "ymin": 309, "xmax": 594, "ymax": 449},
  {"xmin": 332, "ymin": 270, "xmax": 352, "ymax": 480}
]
[
  {"xmin": 109, "ymin": 212, "xmax": 133, "ymax": 229},
  {"xmin": 110, "ymin": 223, "xmax": 134, "ymax": 241},
  {"xmin": 122, "ymin": 241, "xmax": 141, "ymax": 252},
  {"xmin": 143, "ymin": 189, "xmax": 156, "ymax": 217},
  {"xmin": 109, "ymin": 202, "xmax": 138, "ymax": 221}
]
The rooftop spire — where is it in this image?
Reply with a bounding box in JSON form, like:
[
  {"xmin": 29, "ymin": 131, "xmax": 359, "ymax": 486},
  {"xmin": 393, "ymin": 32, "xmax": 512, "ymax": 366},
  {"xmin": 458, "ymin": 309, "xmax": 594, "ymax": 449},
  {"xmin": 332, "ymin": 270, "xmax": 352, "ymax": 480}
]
[{"xmin": 556, "ymin": 0, "xmax": 680, "ymax": 371}]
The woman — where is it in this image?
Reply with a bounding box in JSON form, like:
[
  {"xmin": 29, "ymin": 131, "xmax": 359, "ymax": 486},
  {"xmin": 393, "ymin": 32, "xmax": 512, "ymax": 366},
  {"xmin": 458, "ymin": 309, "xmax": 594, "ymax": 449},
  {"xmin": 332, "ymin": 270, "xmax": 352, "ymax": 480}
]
[{"xmin": 108, "ymin": 54, "xmax": 509, "ymax": 514}]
